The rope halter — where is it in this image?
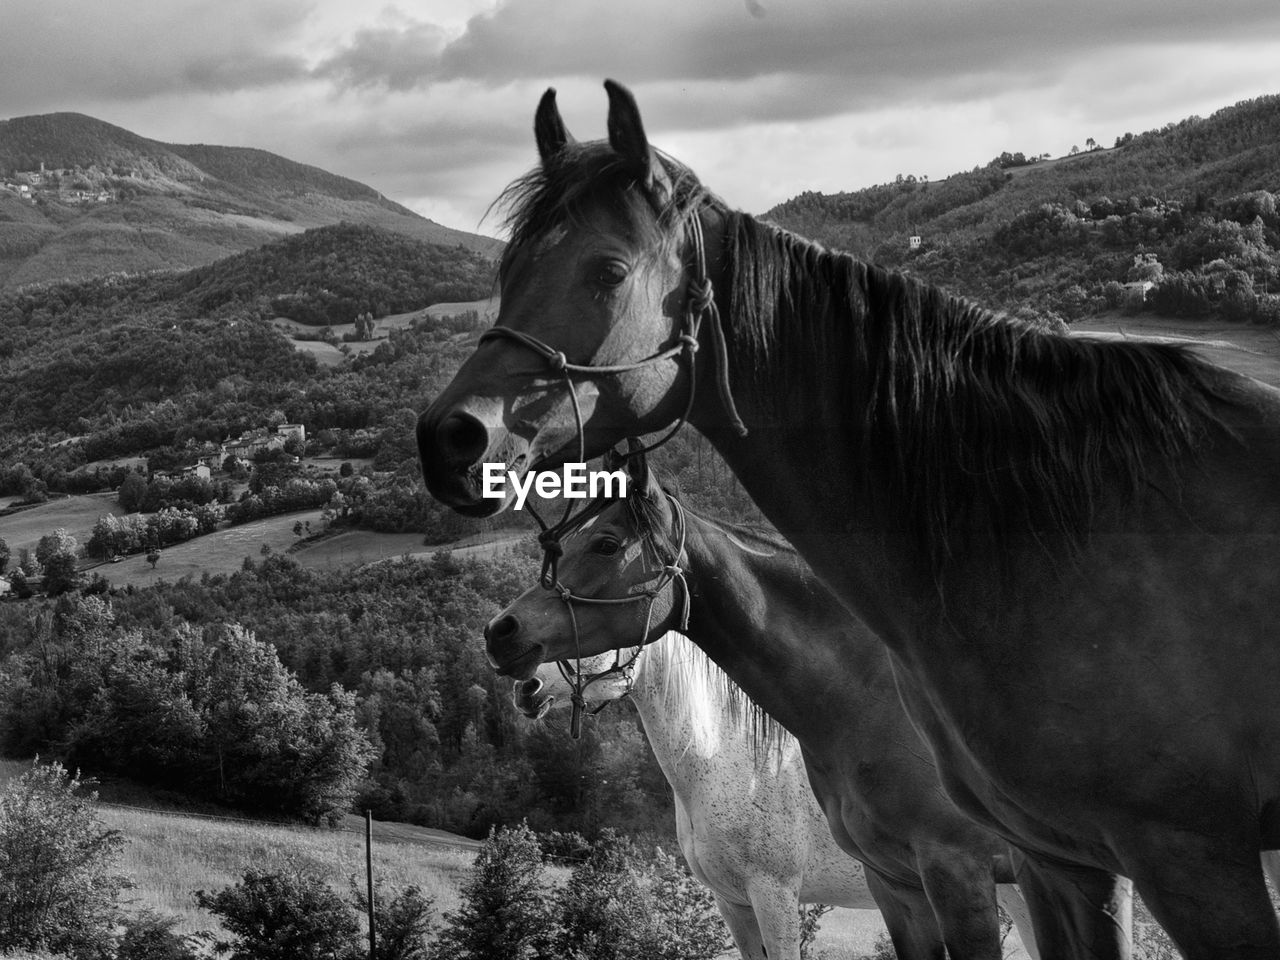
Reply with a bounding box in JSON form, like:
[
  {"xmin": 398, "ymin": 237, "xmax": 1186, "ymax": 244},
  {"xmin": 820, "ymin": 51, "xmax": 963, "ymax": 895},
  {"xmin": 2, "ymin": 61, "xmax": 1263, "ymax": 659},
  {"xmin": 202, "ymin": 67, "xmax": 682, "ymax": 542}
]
[
  {"xmin": 477, "ymin": 209, "xmax": 746, "ymax": 589},
  {"xmin": 540, "ymin": 491, "xmax": 692, "ymax": 739}
]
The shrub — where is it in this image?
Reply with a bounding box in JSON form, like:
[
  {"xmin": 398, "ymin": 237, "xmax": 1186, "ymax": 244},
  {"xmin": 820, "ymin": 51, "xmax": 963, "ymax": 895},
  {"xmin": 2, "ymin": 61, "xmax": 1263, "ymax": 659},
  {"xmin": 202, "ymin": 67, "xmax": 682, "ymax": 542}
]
[
  {"xmin": 350, "ymin": 880, "xmax": 438, "ymax": 960},
  {"xmin": 431, "ymin": 821, "xmax": 560, "ymax": 960},
  {"xmin": 116, "ymin": 912, "xmax": 200, "ymax": 960},
  {"xmin": 798, "ymin": 903, "xmax": 833, "ymax": 959},
  {"xmin": 0, "ymin": 760, "xmax": 129, "ymax": 959},
  {"xmin": 196, "ymin": 866, "xmax": 360, "ymax": 960},
  {"xmin": 553, "ymin": 830, "xmax": 729, "ymax": 960}
]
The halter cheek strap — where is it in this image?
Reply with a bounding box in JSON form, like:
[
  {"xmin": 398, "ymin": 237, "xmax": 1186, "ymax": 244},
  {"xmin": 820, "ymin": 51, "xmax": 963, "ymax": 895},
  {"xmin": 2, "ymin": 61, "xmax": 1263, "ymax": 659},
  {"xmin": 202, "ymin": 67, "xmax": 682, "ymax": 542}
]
[
  {"xmin": 542, "ymin": 493, "xmax": 692, "ymax": 739},
  {"xmin": 480, "ymin": 212, "xmax": 744, "ymax": 593}
]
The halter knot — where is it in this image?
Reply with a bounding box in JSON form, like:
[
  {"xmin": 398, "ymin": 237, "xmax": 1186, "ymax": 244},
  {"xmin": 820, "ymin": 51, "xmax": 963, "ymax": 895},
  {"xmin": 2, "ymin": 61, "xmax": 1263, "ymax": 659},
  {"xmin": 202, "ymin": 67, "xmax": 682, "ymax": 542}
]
[
  {"xmin": 678, "ymin": 333, "xmax": 700, "ymax": 353},
  {"xmin": 688, "ymin": 277, "xmax": 715, "ymax": 313},
  {"xmin": 548, "ymin": 351, "xmax": 568, "ymax": 372}
]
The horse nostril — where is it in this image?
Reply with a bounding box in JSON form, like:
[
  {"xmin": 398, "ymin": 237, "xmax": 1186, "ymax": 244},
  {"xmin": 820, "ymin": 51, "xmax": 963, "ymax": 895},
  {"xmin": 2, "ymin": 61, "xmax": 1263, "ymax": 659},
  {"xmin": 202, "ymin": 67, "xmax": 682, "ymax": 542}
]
[
  {"xmin": 485, "ymin": 614, "xmax": 521, "ymax": 647},
  {"xmin": 436, "ymin": 412, "xmax": 489, "ymax": 464}
]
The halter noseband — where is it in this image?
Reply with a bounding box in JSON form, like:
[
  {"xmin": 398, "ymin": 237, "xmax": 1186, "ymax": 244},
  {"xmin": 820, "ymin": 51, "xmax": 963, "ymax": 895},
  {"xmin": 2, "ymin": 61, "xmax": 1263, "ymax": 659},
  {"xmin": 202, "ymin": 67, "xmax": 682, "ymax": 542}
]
[
  {"xmin": 477, "ymin": 209, "xmax": 746, "ymax": 587},
  {"xmin": 543, "ymin": 491, "xmax": 692, "ymax": 739}
]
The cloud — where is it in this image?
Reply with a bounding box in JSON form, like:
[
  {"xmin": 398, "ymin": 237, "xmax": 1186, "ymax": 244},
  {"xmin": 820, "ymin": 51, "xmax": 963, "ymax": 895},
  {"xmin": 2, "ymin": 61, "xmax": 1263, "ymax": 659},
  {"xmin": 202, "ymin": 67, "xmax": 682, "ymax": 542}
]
[
  {"xmin": 313, "ymin": 0, "xmax": 1280, "ymax": 129},
  {"xmin": 313, "ymin": 22, "xmax": 450, "ymax": 92},
  {"xmin": 0, "ymin": 0, "xmax": 311, "ymax": 111}
]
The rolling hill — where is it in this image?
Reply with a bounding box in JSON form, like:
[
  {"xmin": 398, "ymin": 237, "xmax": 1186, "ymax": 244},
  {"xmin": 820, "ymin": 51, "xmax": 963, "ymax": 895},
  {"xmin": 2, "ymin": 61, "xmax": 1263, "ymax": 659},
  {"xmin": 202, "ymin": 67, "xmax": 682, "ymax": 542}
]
[
  {"xmin": 0, "ymin": 112, "xmax": 499, "ymax": 289},
  {"xmin": 763, "ymin": 92, "xmax": 1280, "ymax": 325}
]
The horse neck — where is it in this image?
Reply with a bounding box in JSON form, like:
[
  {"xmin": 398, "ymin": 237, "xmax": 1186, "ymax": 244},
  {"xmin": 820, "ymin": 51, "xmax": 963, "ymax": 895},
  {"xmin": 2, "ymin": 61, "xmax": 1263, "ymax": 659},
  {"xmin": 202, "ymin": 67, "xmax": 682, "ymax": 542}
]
[
  {"xmin": 675, "ymin": 512, "xmax": 893, "ymax": 746},
  {"xmin": 624, "ymin": 632, "xmax": 754, "ymax": 787},
  {"xmin": 692, "ymin": 209, "xmax": 941, "ymax": 650}
]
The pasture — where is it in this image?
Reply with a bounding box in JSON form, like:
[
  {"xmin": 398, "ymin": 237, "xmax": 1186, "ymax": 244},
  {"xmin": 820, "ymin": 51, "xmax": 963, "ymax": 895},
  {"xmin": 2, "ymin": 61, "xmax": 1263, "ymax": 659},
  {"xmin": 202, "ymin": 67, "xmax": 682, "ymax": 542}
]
[
  {"xmin": 82, "ymin": 509, "xmax": 327, "ymax": 589},
  {"xmin": 0, "ymin": 759, "xmax": 889, "ymax": 957},
  {"xmin": 273, "ymin": 295, "xmax": 500, "ymax": 367},
  {"xmin": 1072, "ymin": 313, "xmax": 1280, "ymax": 388},
  {"xmin": 0, "ymin": 492, "xmax": 119, "ymax": 554},
  {"xmin": 290, "ymin": 526, "xmax": 524, "ymax": 571}
]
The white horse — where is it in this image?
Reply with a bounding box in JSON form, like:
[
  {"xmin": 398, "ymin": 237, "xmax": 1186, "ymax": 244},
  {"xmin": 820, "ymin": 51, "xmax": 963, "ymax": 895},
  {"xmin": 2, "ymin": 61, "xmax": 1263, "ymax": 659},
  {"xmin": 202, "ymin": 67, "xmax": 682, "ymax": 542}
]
[{"xmin": 515, "ymin": 632, "xmax": 1039, "ymax": 960}]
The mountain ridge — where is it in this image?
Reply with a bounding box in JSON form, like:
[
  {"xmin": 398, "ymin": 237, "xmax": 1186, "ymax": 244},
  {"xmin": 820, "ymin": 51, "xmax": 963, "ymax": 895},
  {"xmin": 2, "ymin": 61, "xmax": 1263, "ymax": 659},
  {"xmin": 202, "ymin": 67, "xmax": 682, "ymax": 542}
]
[{"xmin": 0, "ymin": 111, "xmax": 499, "ymax": 289}]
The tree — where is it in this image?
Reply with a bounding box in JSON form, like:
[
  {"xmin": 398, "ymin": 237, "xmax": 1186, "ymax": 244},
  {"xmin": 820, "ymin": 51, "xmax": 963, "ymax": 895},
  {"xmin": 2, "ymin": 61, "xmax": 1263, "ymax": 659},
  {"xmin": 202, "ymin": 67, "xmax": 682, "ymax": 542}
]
[
  {"xmin": 118, "ymin": 471, "xmax": 148, "ymax": 512},
  {"xmin": 146, "ymin": 549, "xmax": 161, "ymax": 569},
  {"xmin": 36, "ymin": 528, "xmax": 78, "ymax": 568},
  {"xmin": 0, "ymin": 760, "xmax": 129, "ymax": 958},
  {"xmin": 432, "ymin": 822, "xmax": 560, "ymax": 960},
  {"xmin": 196, "ymin": 866, "xmax": 360, "ymax": 960},
  {"xmin": 0, "ymin": 536, "xmax": 8, "ymax": 573},
  {"xmin": 43, "ymin": 550, "xmax": 83, "ymax": 596}
]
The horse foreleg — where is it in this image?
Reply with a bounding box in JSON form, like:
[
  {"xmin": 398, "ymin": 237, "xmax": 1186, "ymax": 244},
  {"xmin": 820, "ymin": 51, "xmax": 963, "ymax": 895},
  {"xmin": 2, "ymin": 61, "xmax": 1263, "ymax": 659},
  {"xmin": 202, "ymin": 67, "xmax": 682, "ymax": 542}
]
[
  {"xmin": 865, "ymin": 869, "xmax": 947, "ymax": 960},
  {"xmin": 1124, "ymin": 832, "xmax": 1280, "ymax": 960},
  {"xmin": 916, "ymin": 855, "xmax": 1004, "ymax": 960},
  {"xmin": 744, "ymin": 880, "xmax": 804, "ymax": 960},
  {"xmin": 713, "ymin": 893, "xmax": 769, "ymax": 960},
  {"xmin": 995, "ymin": 883, "xmax": 1043, "ymax": 960},
  {"xmin": 1260, "ymin": 849, "xmax": 1280, "ymax": 897},
  {"xmin": 1014, "ymin": 852, "xmax": 1131, "ymax": 960}
]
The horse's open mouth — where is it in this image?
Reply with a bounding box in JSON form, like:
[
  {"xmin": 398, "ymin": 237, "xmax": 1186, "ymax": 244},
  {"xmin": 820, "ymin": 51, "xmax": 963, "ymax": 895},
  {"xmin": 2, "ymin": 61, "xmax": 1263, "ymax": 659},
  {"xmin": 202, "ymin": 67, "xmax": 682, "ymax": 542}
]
[
  {"xmin": 492, "ymin": 646, "xmax": 544, "ymax": 681},
  {"xmin": 514, "ymin": 678, "xmax": 555, "ymax": 719}
]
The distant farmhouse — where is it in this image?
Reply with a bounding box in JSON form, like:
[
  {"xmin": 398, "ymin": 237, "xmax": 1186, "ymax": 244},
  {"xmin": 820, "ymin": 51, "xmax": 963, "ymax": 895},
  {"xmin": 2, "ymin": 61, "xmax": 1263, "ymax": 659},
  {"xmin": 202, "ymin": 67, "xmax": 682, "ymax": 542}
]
[
  {"xmin": 221, "ymin": 423, "xmax": 306, "ymax": 462},
  {"xmin": 1124, "ymin": 280, "xmax": 1155, "ymax": 305}
]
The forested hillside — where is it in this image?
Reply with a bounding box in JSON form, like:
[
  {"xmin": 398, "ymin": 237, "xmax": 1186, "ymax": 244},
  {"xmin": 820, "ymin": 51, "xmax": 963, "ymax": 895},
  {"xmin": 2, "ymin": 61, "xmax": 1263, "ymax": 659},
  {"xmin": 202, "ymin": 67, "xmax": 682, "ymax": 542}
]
[
  {"xmin": 0, "ymin": 112, "xmax": 499, "ymax": 289},
  {"xmin": 766, "ymin": 93, "xmax": 1280, "ymax": 327}
]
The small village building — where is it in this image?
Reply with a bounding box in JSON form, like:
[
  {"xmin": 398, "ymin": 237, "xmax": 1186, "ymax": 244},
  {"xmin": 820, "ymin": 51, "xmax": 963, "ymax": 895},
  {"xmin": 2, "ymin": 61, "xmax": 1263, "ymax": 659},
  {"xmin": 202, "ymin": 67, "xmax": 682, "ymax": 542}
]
[
  {"xmin": 908, "ymin": 235, "xmax": 922, "ymax": 250},
  {"xmin": 277, "ymin": 423, "xmax": 306, "ymax": 445},
  {"xmin": 1123, "ymin": 280, "xmax": 1154, "ymax": 305}
]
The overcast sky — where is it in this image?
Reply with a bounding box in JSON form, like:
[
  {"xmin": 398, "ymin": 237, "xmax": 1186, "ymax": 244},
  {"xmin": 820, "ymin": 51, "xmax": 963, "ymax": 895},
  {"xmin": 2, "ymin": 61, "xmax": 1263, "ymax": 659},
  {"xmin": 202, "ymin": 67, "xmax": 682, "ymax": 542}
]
[{"xmin": 2, "ymin": 0, "xmax": 1279, "ymax": 237}]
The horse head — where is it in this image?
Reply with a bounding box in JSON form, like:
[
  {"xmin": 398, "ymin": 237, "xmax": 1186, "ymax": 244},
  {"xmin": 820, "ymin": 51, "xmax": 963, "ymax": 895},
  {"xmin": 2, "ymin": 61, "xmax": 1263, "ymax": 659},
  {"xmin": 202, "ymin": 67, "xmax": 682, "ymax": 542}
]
[
  {"xmin": 511, "ymin": 652, "xmax": 635, "ymax": 721},
  {"xmin": 484, "ymin": 448, "xmax": 685, "ymax": 680},
  {"xmin": 418, "ymin": 80, "xmax": 725, "ymax": 516}
]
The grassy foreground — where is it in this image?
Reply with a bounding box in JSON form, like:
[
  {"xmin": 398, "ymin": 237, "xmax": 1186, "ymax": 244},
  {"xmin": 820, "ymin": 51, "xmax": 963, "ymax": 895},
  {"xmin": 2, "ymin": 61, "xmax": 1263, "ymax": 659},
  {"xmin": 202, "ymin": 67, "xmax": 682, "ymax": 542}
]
[{"xmin": 0, "ymin": 760, "xmax": 892, "ymax": 958}]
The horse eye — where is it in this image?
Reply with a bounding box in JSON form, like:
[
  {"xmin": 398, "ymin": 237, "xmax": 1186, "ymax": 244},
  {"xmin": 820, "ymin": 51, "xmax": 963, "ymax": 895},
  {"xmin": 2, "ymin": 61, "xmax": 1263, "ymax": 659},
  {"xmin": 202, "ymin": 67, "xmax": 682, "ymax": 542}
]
[
  {"xmin": 594, "ymin": 537, "xmax": 622, "ymax": 556},
  {"xmin": 596, "ymin": 261, "xmax": 628, "ymax": 287}
]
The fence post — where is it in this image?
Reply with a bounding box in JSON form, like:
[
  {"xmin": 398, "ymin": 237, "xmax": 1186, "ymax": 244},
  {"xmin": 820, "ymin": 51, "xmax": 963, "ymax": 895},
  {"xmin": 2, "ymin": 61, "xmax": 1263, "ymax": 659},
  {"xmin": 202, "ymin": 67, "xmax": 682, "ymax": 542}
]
[{"xmin": 366, "ymin": 809, "xmax": 376, "ymax": 958}]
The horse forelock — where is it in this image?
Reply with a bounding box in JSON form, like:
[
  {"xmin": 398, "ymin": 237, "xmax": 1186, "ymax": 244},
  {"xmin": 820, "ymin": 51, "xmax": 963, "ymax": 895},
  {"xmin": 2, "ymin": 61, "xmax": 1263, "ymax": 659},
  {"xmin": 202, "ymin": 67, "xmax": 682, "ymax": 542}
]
[
  {"xmin": 494, "ymin": 141, "xmax": 713, "ymax": 281},
  {"xmin": 723, "ymin": 212, "xmax": 1237, "ymax": 573}
]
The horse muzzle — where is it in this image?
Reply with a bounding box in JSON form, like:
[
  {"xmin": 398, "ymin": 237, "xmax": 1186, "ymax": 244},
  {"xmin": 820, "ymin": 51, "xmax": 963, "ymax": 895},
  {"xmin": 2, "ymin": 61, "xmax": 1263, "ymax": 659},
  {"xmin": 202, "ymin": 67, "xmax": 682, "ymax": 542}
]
[
  {"xmin": 416, "ymin": 400, "xmax": 528, "ymax": 515},
  {"xmin": 484, "ymin": 613, "xmax": 545, "ymax": 680}
]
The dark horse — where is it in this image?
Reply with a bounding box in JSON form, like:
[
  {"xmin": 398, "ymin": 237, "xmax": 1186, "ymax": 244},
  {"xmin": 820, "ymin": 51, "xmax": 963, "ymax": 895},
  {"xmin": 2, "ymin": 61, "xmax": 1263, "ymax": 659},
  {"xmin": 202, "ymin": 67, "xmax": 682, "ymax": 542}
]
[
  {"xmin": 417, "ymin": 81, "xmax": 1280, "ymax": 957},
  {"xmin": 497, "ymin": 452, "xmax": 1054, "ymax": 959}
]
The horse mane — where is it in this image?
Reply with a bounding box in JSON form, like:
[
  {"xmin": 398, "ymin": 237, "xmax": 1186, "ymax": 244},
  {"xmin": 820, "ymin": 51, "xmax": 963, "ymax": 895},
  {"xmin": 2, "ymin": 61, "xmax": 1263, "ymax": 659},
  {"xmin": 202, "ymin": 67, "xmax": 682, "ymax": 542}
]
[
  {"xmin": 723, "ymin": 212, "xmax": 1238, "ymax": 571},
  {"xmin": 652, "ymin": 632, "xmax": 797, "ymax": 765},
  {"xmin": 495, "ymin": 137, "xmax": 1237, "ymax": 575},
  {"xmin": 620, "ymin": 488, "xmax": 792, "ymax": 758}
]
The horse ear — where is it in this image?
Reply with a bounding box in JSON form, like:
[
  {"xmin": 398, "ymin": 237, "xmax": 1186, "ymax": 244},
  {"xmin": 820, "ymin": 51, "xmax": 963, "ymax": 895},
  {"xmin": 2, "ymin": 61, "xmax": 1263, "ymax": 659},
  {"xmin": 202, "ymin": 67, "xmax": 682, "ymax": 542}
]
[
  {"xmin": 604, "ymin": 79, "xmax": 671, "ymax": 200},
  {"xmin": 621, "ymin": 442, "xmax": 662, "ymax": 501},
  {"xmin": 535, "ymin": 88, "xmax": 574, "ymax": 165}
]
